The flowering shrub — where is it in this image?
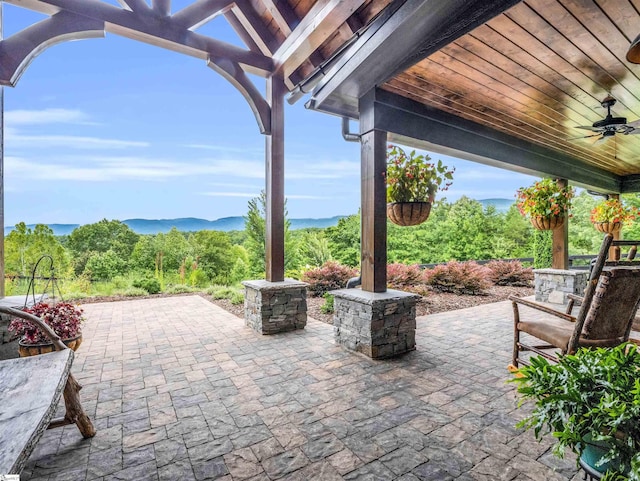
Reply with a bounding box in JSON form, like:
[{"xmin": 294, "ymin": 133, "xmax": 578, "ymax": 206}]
[
  {"xmin": 423, "ymin": 261, "xmax": 491, "ymax": 295},
  {"xmin": 302, "ymin": 261, "xmax": 358, "ymax": 297},
  {"xmin": 485, "ymin": 260, "xmax": 533, "ymax": 287},
  {"xmin": 590, "ymin": 198, "xmax": 637, "ymax": 224},
  {"xmin": 516, "ymin": 178, "xmax": 574, "ymax": 219},
  {"xmin": 386, "ymin": 145, "xmax": 454, "ymax": 203},
  {"xmin": 9, "ymin": 302, "xmax": 84, "ymax": 344},
  {"xmin": 387, "ymin": 263, "xmax": 423, "ymax": 289}
]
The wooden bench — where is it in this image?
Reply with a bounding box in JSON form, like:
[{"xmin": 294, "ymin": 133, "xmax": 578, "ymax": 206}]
[{"xmin": 0, "ymin": 306, "xmax": 95, "ymax": 475}]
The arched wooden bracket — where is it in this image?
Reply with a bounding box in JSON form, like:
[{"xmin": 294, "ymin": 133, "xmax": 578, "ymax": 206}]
[
  {"xmin": 0, "ymin": 11, "xmax": 104, "ymax": 87},
  {"xmin": 207, "ymin": 57, "xmax": 271, "ymax": 134}
]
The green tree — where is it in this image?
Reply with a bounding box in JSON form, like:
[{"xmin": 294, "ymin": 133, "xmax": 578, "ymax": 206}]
[
  {"xmin": 83, "ymin": 250, "xmax": 127, "ymax": 280},
  {"xmin": 325, "ymin": 213, "xmax": 360, "ymax": 267},
  {"xmin": 298, "ymin": 230, "xmax": 332, "ymax": 267},
  {"xmin": 5, "ymin": 223, "xmax": 70, "ymax": 277},
  {"xmin": 190, "ymin": 230, "xmax": 235, "ymax": 283},
  {"xmin": 68, "ymin": 219, "xmax": 139, "ymax": 274},
  {"xmin": 244, "ymin": 191, "xmax": 298, "ymax": 276}
]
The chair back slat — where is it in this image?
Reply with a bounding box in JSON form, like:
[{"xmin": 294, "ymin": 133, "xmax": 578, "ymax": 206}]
[{"xmin": 581, "ymin": 268, "xmax": 640, "ymax": 341}]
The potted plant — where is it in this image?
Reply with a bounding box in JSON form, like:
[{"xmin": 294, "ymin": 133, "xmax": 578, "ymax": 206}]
[
  {"xmin": 511, "ymin": 344, "xmax": 640, "ymax": 480},
  {"xmin": 9, "ymin": 301, "xmax": 85, "ymax": 357},
  {"xmin": 590, "ymin": 198, "xmax": 637, "ymax": 234},
  {"xmin": 385, "ymin": 145, "xmax": 454, "ymax": 226},
  {"xmin": 516, "ymin": 178, "xmax": 574, "ymax": 230}
]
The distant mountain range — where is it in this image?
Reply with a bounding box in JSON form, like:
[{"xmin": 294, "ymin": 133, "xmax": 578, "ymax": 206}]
[{"xmin": 5, "ymin": 198, "xmax": 514, "ymax": 236}]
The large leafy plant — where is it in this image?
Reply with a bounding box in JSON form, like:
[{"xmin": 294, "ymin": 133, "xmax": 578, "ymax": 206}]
[
  {"xmin": 512, "ymin": 345, "xmax": 640, "ymax": 480},
  {"xmin": 385, "ymin": 145, "xmax": 454, "ymax": 203},
  {"xmin": 9, "ymin": 301, "xmax": 85, "ymax": 344},
  {"xmin": 516, "ymin": 178, "xmax": 574, "ymax": 218}
]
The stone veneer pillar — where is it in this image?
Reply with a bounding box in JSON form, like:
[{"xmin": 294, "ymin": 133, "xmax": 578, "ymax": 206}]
[
  {"xmin": 242, "ymin": 279, "xmax": 307, "ymax": 334},
  {"xmin": 331, "ymin": 288, "xmax": 419, "ymax": 359},
  {"xmin": 534, "ymin": 268, "xmax": 589, "ymax": 305}
]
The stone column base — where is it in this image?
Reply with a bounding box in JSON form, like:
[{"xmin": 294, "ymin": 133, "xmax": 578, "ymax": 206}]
[
  {"xmin": 242, "ymin": 279, "xmax": 308, "ymax": 334},
  {"xmin": 534, "ymin": 269, "xmax": 589, "ymax": 305},
  {"xmin": 331, "ymin": 288, "xmax": 419, "ymax": 359}
]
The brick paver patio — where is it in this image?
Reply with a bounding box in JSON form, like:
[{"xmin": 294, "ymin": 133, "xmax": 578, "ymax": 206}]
[{"xmin": 19, "ymin": 295, "xmax": 582, "ymax": 481}]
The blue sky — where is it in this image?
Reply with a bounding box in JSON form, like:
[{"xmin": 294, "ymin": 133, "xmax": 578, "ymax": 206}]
[{"xmin": 2, "ymin": 2, "xmax": 538, "ymax": 226}]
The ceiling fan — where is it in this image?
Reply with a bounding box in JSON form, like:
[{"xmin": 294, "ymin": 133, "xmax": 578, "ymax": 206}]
[{"xmin": 573, "ymin": 96, "xmax": 640, "ymax": 143}]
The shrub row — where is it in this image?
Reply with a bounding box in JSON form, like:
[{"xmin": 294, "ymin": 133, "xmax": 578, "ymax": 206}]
[{"xmin": 302, "ymin": 260, "xmax": 533, "ymax": 296}]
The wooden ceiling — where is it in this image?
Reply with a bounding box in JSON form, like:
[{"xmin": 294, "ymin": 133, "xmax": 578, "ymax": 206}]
[{"xmin": 382, "ymin": 0, "xmax": 640, "ymax": 177}]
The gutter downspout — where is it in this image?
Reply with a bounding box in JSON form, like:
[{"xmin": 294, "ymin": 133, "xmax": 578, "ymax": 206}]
[{"xmin": 342, "ymin": 117, "xmax": 362, "ymax": 289}]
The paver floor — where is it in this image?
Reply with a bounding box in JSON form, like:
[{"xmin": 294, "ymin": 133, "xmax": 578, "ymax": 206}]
[{"xmin": 19, "ymin": 295, "xmax": 582, "ymax": 481}]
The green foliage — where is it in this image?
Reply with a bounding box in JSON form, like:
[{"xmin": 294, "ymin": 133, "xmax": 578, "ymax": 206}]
[
  {"xmin": 298, "ymin": 230, "xmax": 333, "ymax": 267},
  {"xmin": 325, "ymin": 213, "xmax": 360, "ymax": 267},
  {"xmin": 190, "ymin": 230, "xmax": 234, "ymax": 282},
  {"xmin": 386, "ymin": 145, "xmax": 454, "ymax": 202},
  {"xmin": 320, "ymin": 293, "xmax": 334, "ymax": 314},
  {"xmin": 67, "ymin": 219, "xmax": 139, "ymax": 274},
  {"xmin": 512, "ymin": 345, "xmax": 640, "ymax": 480},
  {"xmin": 244, "ymin": 191, "xmax": 299, "ymax": 276},
  {"xmin": 423, "ymin": 261, "xmax": 491, "ymax": 295},
  {"xmin": 114, "ymin": 287, "xmax": 149, "ymax": 297},
  {"xmin": 165, "ymin": 284, "xmax": 197, "ymax": 294},
  {"xmin": 132, "ymin": 277, "xmax": 161, "ymax": 294},
  {"xmin": 5, "ymin": 223, "xmax": 71, "ymax": 277},
  {"xmin": 533, "ymin": 229, "xmax": 553, "ymax": 268},
  {"xmin": 84, "ymin": 250, "xmax": 127, "ymax": 280},
  {"xmin": 206, "ymin": 285, "xmax": 244, "ymax": 304},
  {"xmin": 569, "ymin": 191, "xmax": 602, "ymax": 254}
]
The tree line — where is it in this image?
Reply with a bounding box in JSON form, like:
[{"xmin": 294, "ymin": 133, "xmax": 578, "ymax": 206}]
[{"xmin": 4, "ymin": 190, "xmax": 633, "ymax": 292}]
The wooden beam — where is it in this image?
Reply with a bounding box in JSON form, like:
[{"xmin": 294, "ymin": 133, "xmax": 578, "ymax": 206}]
[
  {"xmin": 608, "ymin": 193, "xmax": 621, "ymax": 260},
  {"xmin": 265, "ymin": 75, "xmax": 285, "ymax": 282},
  {"xmin": 552, "ymin": 178, "xmax": 569, "ymax": 269},
  {"xmin": 117, "ymin": 0, "xmax": 150, "ymax": 13},
  {"xmin": 365, "ymin": 89, "xmax": 621, "ymax": 194},
  {"xmin": 4, "ymin": 0, "xmax": 273, "ymax": 75},
  {"xmin": 229, "ymin": 1, "xmax": 278, "ymax": 55},
  {"xmin": 206, "ymin": 57, "xmax": 270, "ymax": 134},
  {"xmin": 310, "ymin": 0, "xmax": 522, "ymax": 115},
  {"xmin": 152, "ymin": 0, "xmax": 170, "ymax": 16},
  {"xmin": 359, "ymin": 89, "xmax": 387, "ymax": 293},
  {"xmin": 273, "ymin": 0, "xmax": 366, "ymax": 78},
  {"xmin": 0, "ymin": 11, "xmax": 104, "ymax": 87},
  {"xmin": 261, "ymin": 0, "xmax": 297, "ymax": 35},
  {"xmin": 0, "ymin": 4, "xmax": 4, "ymax": 298},
  {"xmin": 172, "ymin": 0, "xmax": 233, "ymax": 30}
]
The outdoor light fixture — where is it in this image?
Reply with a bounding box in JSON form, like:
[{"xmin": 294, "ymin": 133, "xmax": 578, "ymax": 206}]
[{"xmin": 627, "ymin": 33, "xmax": 640, "ymax": 63}]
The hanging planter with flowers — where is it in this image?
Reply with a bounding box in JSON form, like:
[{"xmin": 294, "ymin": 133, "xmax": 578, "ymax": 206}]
[
  {"xmin": 385, "ymin": 145, "xmax": 454, "ymax": 226},
  {"xmin": 516, "ymin": 178, "xmax": 574, "ymax": 230},
  {"xmin": 590, "ymin": 198, "xmax": 637, "ymax": 234}
]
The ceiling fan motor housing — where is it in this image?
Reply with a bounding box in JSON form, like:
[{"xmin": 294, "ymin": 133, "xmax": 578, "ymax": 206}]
[{"xmin": 593, "ymin": 116, "xmax": 627, "ymax": 128}]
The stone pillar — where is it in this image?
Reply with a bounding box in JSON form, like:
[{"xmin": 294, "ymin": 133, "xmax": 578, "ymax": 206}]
[
  {"xmin": 534, "ymin": 269, "xmax": 589, "ymax": 305},
  {"xmin": 331, "ymin": 288, "xmax": 419, "ymax": 359},
  {"xmin": 242, "ymin": 280, "xmax": 307, "ymax": 334}
]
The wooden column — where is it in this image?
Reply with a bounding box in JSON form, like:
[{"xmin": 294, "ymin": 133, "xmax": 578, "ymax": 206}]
[
  {"xmin": 265, "ymin": 75, "xmax": 285, "ymax": 282},
  {"xmin": 552, "ymin": 178, "xmax": 569, "ymax": 269},
  {"xmin": 359, "ymin": 89, "xmax": 387, "ymax": 292},
  {"xmin": 0, "ymin": 4, "xmax": 5, "ymax": 297}
]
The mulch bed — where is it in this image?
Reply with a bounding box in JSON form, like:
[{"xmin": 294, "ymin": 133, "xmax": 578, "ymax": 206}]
[
  {"xmin": 73, "ymin": 286, "xmax": 533, "ymax": 325},
  {"xmin": 204, "ymin": 285, "xmax": 533, "ymax": 325}
]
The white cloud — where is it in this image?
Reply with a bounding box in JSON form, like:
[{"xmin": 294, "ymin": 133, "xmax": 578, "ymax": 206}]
[
  {"xmin": 6, "ymin": 130, "xmax": 149, "ymax": 149},
  {"xmin": 185, "ymin": 144, "xmax": 263, "ymax": 155},
  {"xmin": 5, "ymin": 108, "xmax": 90, "ymax": 125},
  {"xmin": 200, "ymin": 192, "xmax": 259, "ymax": 198}
]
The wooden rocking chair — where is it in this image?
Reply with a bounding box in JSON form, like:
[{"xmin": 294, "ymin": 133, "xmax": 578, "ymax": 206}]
[{"xmin": 509, "ymin": 234, "xmax": 640, "ymax": 368}]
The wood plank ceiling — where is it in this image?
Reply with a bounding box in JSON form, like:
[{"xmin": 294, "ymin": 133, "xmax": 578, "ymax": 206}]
[{"xmin": 383, "ymin": 0, "xmax": 640, "ymax": 177}]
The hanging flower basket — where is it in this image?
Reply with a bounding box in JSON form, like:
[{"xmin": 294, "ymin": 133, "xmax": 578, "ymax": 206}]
[
  {"xmin": 592, "ymin": 221, "xmax": 622, "ymax": 234},
  {"xmin": 387, "ymin": 202, "xmax": 432, "ymax": 226},
  {"xmin": 385, "ymin": 145, "xmax": 454, "ymax": 227},
  {"xmin": 530, "ymin": 215, "xmax": 565, "ymax": 231}
]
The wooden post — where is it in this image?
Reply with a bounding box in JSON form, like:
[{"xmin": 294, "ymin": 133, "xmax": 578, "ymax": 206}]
[
  {"xmin": 608, "ymin": 193, "xmax": 621, "ymax": 261},
  {"xmin": 359, "ymin": 89, "xmax": 387, "ymax": 292},
  {"xmin": 552, "ymin": 178, "xmax": 569, "ymax": 269},
  {"xmin": 0, "ymin": 4, "xmax": 5, "ymax": 298},
  {"xmin": 265, "ymin": 75, "xmax": 285, "ymax": 282}
]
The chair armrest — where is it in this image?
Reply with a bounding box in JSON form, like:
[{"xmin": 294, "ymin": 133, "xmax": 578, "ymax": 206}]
[
  {"xmin": 508, "ymin": 295, "xmax": 576, "ymax": 322},
  {"xmin": 565, "ymin": 293, "xmax": 584, "ymax": 314}
]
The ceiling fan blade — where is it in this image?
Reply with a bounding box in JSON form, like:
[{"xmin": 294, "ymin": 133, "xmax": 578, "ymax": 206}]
[
  {"xmin": 625, "ymin": 119, "xmax": 640, "ymax": 128},
  {"xmin": 593, "ymin": 135, "xmax": 611, "ymax": 145},
  {"xmin": 575, "ymin": 125, "xmax": 603, "ymax": 132},
  {"xmin": 568, "ymin": 133, "xmax": 603, "ymax": 140}
]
